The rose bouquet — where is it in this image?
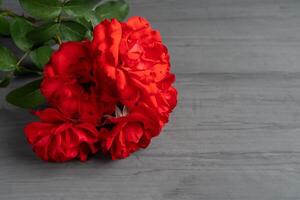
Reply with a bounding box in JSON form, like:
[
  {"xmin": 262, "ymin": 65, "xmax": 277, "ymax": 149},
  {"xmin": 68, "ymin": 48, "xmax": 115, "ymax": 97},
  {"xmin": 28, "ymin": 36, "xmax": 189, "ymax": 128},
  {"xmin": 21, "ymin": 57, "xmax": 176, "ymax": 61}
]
[{"xmin": 1, "ymin": 0, "xmax": 177, "ymax": 162}]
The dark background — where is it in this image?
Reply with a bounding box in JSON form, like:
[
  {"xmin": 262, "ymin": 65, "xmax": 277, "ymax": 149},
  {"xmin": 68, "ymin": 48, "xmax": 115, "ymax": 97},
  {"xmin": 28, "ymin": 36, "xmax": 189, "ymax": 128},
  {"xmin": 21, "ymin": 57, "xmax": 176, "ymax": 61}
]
[{"xmin": 1, "ymin": 0, "xmax": 300, "ymax": 200}]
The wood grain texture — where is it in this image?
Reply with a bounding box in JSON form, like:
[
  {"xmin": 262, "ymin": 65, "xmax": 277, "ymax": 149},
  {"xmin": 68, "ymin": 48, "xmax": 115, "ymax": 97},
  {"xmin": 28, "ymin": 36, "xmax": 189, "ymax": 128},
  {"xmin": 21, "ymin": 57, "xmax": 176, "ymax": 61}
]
[
  {"xmin": 1, "ymin": 0, "xmax": 300, "ymax": 200},
  {"xmin": 129, "ymin": 0, "xmax": 300, "ymax": 73},
  {"xmin": 3, "ymin": 0, "xmax": 300, "ymax": 73},
  {"xmin": 1, "ymin": 73, "xmax": 300, "ymax": 200}
]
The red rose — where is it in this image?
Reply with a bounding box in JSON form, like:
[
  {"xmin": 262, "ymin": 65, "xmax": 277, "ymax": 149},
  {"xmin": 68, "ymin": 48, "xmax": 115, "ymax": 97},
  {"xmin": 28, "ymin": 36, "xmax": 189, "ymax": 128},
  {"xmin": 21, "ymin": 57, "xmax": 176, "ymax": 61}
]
[
  {"xmin": 41, "ymin": 41, "xmax": 108, "ymax": 124},
  {"xmin": 24, "ymin": 16, "xmax": 177, "ymax": 162},
  {"xmin": 24, "ymin": 108, "xmax": 100, "ymax": 162},
  {"xmin": 99, "ymin": 106, "xmax": 160, "ymax": 160},
  {"xmin": 92, "ymin": 17, "xmax": 177, "ymax": 123},
  {"xmin": 139, "ymin": 73, "xmax": 178, "ymax": 126}
]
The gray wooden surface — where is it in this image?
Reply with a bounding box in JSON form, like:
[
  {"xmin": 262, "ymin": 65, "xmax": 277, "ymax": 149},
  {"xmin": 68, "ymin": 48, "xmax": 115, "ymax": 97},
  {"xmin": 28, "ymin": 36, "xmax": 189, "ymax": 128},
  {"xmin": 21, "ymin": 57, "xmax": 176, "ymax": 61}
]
[{"xmin": 1, "ymin": 0, "xmax": 300, "ymax": 200}]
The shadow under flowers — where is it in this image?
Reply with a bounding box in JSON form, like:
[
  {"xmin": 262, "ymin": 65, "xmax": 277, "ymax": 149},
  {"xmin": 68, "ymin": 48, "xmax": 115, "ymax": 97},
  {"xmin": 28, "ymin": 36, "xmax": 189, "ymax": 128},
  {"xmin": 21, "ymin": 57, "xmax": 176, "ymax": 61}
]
[
  {"xmin": 0, "ymin": 108, "xmax": 116, "ymax": 164},
  {"xmin": 0, "ymin": 108, "xmax": 36, "ymax": 162}
]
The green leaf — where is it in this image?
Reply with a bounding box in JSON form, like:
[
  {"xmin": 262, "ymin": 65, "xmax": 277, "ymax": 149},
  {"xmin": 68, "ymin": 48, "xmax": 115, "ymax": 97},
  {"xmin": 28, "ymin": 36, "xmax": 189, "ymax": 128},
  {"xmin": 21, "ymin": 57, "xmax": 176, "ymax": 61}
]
[
  {"xmin": 0, "ymin": 45, "xmax": 17, "ymax": 71},
  {"xmin": 63, "ymin": 0, "xmax": 100, "ymax": 17},
  {"xmin": 14, "ymin": 66, "xmax": 40, "ymax": 76},
  {"xmin": 30, "ymin": 45, "xmax": 53, "ymax": 69},
  {"xmin": 75, "ymin": 18, "xmax": 93, "ymax": 39},
  {"xmin": 76, "ymin": 17, "xmax": 93, "ymax": 30},
  {"xmin": 0, "ymin": 76, "xmax": 10, "ymax": 87},
  {"xmin": 27, "ymin": 22, "xmax": 59, "ymax": 46},
  {"xmin": 94, "ymin": 0, "xmax": 129, "ymax": 22},
  {"xmin": 19, "ymin": 0, "xmax": 62, "ymax": 20},
  {"xmin": 0, "ymin": 16, "xmax": 10, "ymax": 36},
  {"xmin": 6, "ymin": 79, "xmax": 45, "ymax": 109},
  {"xmin": 10, "ymin": 17, "xmax": 34, "ymax": 51},
  {"xmin": 59, "ymin": 21, "xmax": 87, "ymax": 41}
]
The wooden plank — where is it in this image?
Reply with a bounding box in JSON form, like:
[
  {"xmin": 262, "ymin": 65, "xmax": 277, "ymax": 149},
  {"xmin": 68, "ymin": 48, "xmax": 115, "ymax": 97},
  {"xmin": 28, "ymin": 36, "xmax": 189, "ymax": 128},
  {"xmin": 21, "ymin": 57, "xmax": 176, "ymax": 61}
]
[
  {"xmin": 3, "ymin": 0, "xmax": 300, "ymax": 73},
  {"xmin": 129, "ymin": 0, "xmax": 300, "ymax": 73},
  {"xmin": 1, "ymin": 0, "xmax": 300, "ymax": 199},
  {"xmin": 0, "ymin": 73, "xmax": 300, "ymax": 200}
]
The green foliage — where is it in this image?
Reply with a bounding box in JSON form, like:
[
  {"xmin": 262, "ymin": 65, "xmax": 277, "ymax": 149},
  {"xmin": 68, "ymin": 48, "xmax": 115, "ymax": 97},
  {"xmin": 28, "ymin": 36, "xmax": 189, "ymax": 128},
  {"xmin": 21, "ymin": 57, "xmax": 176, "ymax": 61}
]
[
  {"xmin": 27, "ymin": 22, "xmax": 60, "ymax": 46},
  {"xmin": 0, "ymin": 16, "xmax": 10, "ymax": 36},
  {"xmin": 6, "ymin": 79, "xmax": 45, "ymax": 108},
  {"xmin": 0, "ymin": 45, "xmax": 17, "ymax": 71},
  {"xmin": 0, "ymin": 76, "xmax": 10, "ymax": 87},
  {"xmin": 13, "ymin": 66, "xmax": 38, "ymax": 75},
  {"xmin": 1, "ymin": 0, "xmax": 130, "ymax": 108},
  {"xmin": 19, "ymin": 0, "xmax": 62, "ymax": 20},
  {"xmin": 29, "ymin": 45, "xmax": 53, "ymax": 69},
  {"xmin": 94, "ymin": 0, "xmax": 129, "ymax": 22},
  {"xmin": 10, "ymin": 17, "xmax": 33, "ymax": 51},
  {"xmin": 76, "ymin": 17, "xmax": 93, "ymax": 30},
  {"xmin": 59, "ymin": 21, "xmax": 88, "ymax": 41},
  {"xmin": 63, "ymin": 0, "xmax": 100, "ymax": 17}
]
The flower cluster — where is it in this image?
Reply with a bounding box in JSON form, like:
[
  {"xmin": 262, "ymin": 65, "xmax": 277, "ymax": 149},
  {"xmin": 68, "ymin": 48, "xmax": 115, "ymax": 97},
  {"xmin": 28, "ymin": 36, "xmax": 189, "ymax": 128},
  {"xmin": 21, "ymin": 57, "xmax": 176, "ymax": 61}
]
[{"xmin": 24, "ymin": 17, "xmax": 177, "ymax": 162}]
